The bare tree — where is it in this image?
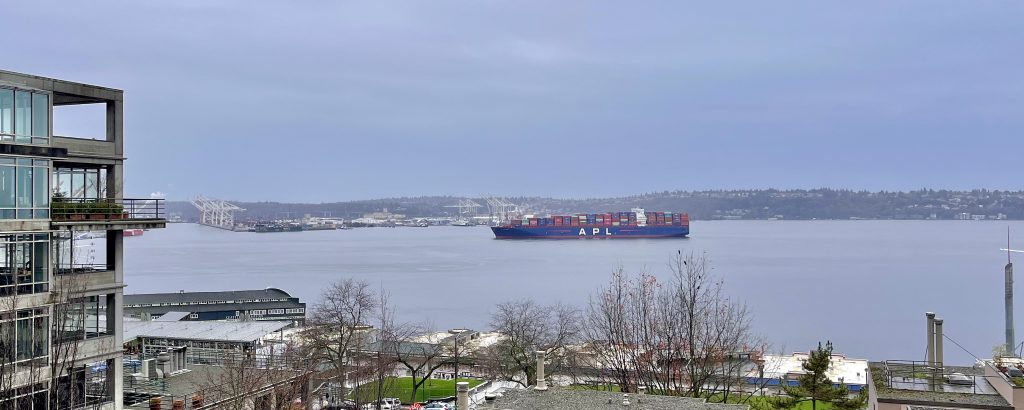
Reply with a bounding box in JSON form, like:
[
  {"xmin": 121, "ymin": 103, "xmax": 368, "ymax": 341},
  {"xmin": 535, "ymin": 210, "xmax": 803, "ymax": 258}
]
[
  {"xmin": 191, "ymin": 343, "xmax": 315, "ymax": 410},
  {"xmin": 391, "ymin": 326, "xmax": 451, "ymax": 404},
  {"xmin": 486, "ymin": 299, "xmax": 580, "ymax": 387},
  {"xmin": 48, "ymin": 274, "xmax": 90, "ymax": 408},
  {"xmin": 366, "ymin": 289, "xmax": 399, "ymax": 410},
  {"xmin": 2, "ymin": 247, "xmax": 96, "ymax": 409},
  {"xmin": 585, "ymin": 251, "xmax": 765, "ymax": 399},
  {"xmin": 0, "ymin": 289, "xmax": 19, "ymax": 406},
  {"xmin": 303, "ymin": 278, "xmax": 377, "ymax": 403}
]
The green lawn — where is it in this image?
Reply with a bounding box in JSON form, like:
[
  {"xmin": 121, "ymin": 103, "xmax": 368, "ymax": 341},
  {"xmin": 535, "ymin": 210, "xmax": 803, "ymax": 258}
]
[{"xmin": 353, "ymin": 377, "xmax": 484, "ymax": 403}]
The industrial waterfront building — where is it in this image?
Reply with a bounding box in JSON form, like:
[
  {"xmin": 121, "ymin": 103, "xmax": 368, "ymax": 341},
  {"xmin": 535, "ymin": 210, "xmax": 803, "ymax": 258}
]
[
  {"xmin": 124, "ymin": 288, "xmax": 306, "ymax": 326},
  {"xmin": 0, "ymin": 70, "xmax": 165, "ymax": 409}
]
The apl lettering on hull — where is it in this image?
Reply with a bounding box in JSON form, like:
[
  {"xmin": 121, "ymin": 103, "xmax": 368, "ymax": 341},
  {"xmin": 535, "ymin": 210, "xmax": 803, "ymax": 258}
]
[{"xmin": 580, "ymin": 228, "xmax": 612, "ymax": 236}]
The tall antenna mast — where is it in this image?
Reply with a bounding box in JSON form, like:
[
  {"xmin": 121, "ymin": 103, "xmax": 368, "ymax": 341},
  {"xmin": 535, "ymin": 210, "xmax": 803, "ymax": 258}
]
[{"xmin": 1007, "ymin": 227, "xmax": 1016, "ymax": 356}]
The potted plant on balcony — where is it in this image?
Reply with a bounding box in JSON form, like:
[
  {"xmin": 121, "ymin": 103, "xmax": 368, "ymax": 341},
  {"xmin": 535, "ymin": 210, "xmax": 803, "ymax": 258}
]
[
  {"xmin": 109, "ymin": 203, "xmax": 125, "ymax": 220},
  {"xmin": 51, "ymin": 192, "xmax": 68, "ymax": 221},
  {"xmin": 88, "ymin": 201, "xmax": 110, "ymax": 220},
  {"xmin": 68, "ymin": 201, "xmax": 87, "ymax": 221}
]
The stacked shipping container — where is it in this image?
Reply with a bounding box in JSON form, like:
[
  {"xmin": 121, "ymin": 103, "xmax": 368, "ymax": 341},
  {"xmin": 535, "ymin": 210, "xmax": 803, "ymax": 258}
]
[{"xmin": 509, "ymin": 211, "xmax": 688, "ymax": 227}]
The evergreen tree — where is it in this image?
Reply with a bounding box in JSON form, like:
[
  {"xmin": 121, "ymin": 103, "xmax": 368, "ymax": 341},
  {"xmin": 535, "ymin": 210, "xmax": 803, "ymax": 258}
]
[{"xmin": 771, "ymin": 342, "xmax": 867, "ymax": 410}]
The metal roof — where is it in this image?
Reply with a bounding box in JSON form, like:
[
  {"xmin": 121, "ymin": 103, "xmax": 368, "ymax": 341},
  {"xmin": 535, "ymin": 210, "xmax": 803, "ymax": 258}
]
[
  {"xmin": 153, "ymin": 311, "xmax": 190, "ymax": 322},
  {"xmin": 124, "ymin": 320, "xmax": 291, "ymax": 344},
  {"xmin": 124, "ymin": 301, "xmax": 304, "ymax": 315},
  {"xmin": 124, "ymin": 288, "xmax": 296, "ymax": 304}
]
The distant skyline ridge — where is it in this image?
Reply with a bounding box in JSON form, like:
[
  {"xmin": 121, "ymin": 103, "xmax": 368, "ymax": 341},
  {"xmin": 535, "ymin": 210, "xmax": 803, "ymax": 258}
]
[
  {"xmin": 174, "ymin": 187, "xmax": 1024, "ymax": 204},
  {"xmin": 166, "ymin": 188, "xmax": 1024, "ymax": 221}
]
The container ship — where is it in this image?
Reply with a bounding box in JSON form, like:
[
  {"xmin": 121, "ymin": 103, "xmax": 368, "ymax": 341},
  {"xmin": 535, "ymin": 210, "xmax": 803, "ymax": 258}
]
[{"xmin": 491, "ymin": 208, "xmax": 689, "ymax": 239}]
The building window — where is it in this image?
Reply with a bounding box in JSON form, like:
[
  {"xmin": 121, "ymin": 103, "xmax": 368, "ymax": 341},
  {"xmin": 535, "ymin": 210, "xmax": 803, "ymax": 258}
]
[
  {"xmin": 0, "ymin": 307, "xmax": 49, "ymax": 369},
  {"xmin": 0, "ymin": 87, "xmax": 49, "ymax": 145},
  {"xmin": 268, "ymin": 309, "xmax": 284, "ymax": 315},
  {"xmin": 31, "ymin": 93, "xmax": 48, "ymax": 140},
  {"xmin": 53, "ymin": 167, "xmax": 104, "ymax": 200},
  {"xmin": 0, "ymin": 233, "xmax": 50, "ymax": 297},
  {"xmin": 0, "ymin": 89, "xmax": 12, "ymax": 136},
  {"xmin": 250, "ymin": 310, "xmax": 266, "ymax": 316},
  {"xmin": 0, "ymin": 157, "xmax": 49, "ymax": 219},
  {"xmin": 57, "ymin": 295, "xmax": 108, "ymax": 341},
  {"xmin": 14, "ymin": 91, "xmax": 30, "ymax": 142},
  {"xmin": 189, "ymin": 313, "xmax": 198, "ymax": 319}
]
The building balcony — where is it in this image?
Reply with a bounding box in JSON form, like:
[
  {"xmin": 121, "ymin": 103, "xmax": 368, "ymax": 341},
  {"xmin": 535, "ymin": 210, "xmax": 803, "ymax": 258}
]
[{"xmin": 51, "ymin": 197, "xmax": 166, "ymax": 231}]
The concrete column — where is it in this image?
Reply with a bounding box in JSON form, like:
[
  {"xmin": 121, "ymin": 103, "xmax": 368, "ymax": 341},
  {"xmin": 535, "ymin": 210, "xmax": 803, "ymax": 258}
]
[
  {"xmin": 107, "ymin": 357, "xmax": 123, "ymax": 408},
  {"xmin": 927, "ymin": 312, "xmax": 936, "ymax": 392},
  {"xmin": 926, "ymin": 312, "xmax": 935, "ymax": 365},
  {"xmin": 106, "ymin": 99, "xmax": 123, "ymax": 152},
  {"xmin": 935, "ymin": 319, "xmax": 944, "ymax": 370},
  {"xmin": 456, "ymin": 381, "xmax": 469, "ymax": 410},
  {"xmin": 535, "ymin": 350, "xmax": 548, "ymax": 391}
]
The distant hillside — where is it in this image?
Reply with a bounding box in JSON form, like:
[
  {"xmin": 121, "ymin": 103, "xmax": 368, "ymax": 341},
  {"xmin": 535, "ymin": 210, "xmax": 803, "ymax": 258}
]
[{"xmin": 166, "ymin": 189, "xmax": 1024, "ymax": 221}]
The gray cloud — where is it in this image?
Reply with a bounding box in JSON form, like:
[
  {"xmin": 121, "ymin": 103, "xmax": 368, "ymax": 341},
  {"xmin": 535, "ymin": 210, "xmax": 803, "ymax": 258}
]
[{"xmin": 5, "ymin": 0, "xmax": 1022, "ymax": 201}]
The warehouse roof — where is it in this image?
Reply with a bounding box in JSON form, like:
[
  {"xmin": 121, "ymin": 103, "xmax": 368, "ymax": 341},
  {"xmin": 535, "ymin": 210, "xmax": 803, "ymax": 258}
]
[
  {"xmin": 153, "ymin": 311, "xmax": 190, "ymax": 322},
  {"xmin": 125, "ymin": 301, "xmax": 303, "ymax": 315},
  {"xmin": 124, "ymin": 320, "xmax": 290, "ymax": 344},
  {"xmin": 125, "ymin": 288, "xmax": 298, "ymax": 305}
]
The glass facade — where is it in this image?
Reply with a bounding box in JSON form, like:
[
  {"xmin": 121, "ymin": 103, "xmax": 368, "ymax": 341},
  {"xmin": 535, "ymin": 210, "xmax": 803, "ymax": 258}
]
[
  {"xmin": 53, "ymin": 167, "xmax": 104, "ymax": 199},
  {"xmin": 0, "ymin": 86, "xmax": 49, "ymax": 145},
  {"xmin": 0, "ymin": 89, "xmax": 12, "ymax": 135},
  {"xmin": 0, "ymin": 75, "xmax": 125, "ymax": 410},
  {"xmin": 0, "ymin": 233, "xmax": 50, "ymax": 297},
  {"xmin": 0, "ymin": 157, "xmax": 50, "ymax": 219},
  {"xmin": 0, "ymin": 308, "xmax": 50, "ymax": 409},
  {"xmin": 0, "ymin": 307, "xmax": 49, "ymax": 365},
  {"xmin": 57, "ymin": 295, "xmax": 108, "ymax": 341}
]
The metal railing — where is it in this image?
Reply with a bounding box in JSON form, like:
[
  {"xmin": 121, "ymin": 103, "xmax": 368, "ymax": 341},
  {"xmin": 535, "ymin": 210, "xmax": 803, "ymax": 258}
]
[
  {"xmin": 55, "ymin": 262, "xmax": 113, "ymax": 275},
  {"xmin": 51, "ymin": 197, "xmax": 165, "ymax": 221},
  {"xmin": 882, "ymin": 360, "xmax": 993, "ymax": 395}
]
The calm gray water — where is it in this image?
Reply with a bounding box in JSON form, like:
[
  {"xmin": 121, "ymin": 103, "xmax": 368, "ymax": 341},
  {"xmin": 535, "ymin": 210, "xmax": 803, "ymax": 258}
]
[{"xmin": 123, "ymin": 221, "xmax": 1023, "ymax": 364}]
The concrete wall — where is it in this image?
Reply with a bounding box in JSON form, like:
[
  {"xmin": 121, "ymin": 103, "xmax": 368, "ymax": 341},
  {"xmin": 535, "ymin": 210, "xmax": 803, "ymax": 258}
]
[{"xmin": 985, "ymin": 364, "xmax": 1024, "ymax": 410}]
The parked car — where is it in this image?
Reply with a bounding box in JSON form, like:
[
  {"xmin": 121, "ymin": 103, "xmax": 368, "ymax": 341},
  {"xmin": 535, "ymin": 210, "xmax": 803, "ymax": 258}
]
[
  {"xmin": 322, "ymin": 400, "xmax": 358, "ymax": 410},
  {"xmin": 422, "ymin": 401, "xmax": 451, "ymax": 410},
  {"xmin": 361, "ymin": 398, "xmax": 403, "ymax": 410}
]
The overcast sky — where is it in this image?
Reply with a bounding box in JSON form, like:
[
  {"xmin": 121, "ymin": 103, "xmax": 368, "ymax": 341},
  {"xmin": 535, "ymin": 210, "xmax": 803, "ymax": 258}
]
[{"xmin": 5, "ymin": 1, "xmax": 1022, "ymax": 202}]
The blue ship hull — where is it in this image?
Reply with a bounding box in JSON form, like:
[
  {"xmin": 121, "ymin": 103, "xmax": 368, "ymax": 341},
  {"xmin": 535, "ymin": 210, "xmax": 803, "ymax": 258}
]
[{"xmin": 491, "ymin": 225, "xmax": 689, "ymax": 239}]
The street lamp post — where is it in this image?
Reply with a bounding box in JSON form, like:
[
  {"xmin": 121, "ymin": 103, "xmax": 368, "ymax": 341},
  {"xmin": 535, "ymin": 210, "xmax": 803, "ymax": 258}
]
[{"xmin": 449, "ymin": 329, "xmax": 469, "ymax": 409}]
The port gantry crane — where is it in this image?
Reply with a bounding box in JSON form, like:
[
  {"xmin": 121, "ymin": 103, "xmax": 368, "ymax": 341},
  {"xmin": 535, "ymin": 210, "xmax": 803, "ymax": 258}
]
[
  {"xmin": 445, "ymin": 199, "xmax": 482, "ymax": 226},
  {"xmin": 191, "ymin": 195, "xmax": 245, "ymax": 230},
  {"xmin": 483, "ymin": 196, "xmax": 526, "ymax": 225}
]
